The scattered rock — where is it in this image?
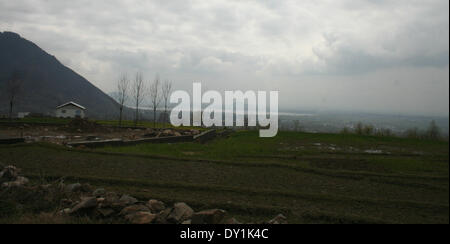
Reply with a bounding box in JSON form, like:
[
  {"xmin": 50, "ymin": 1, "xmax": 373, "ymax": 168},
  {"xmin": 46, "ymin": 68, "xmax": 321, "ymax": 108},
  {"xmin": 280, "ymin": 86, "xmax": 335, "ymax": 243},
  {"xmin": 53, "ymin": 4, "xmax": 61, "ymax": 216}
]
[
  {"xmin": 93, "ymin": 188, "xmax": 106, "ymax": 197},
  {"xmin": 59, "ymin": 208, "xmax": 71, "ymax": 215},
  {"xmin": 143, "ymin": 132, "xmax": 158, "ymax": 138},
  {"xmin": 85, "ymin": 135, "xmax": 98, "ymax": 141},
  {"xmin": 0, "ymin": 165, "xmax": 19, "ymax": 181},
  {"xmin": 147, "ymin": 199, "xmax": 166, "ymax": 213},
  {"xmin": 65, "ymin": 183, "xmax": 82, "ymax": 193},
  {"xmin": 0, "ymin": 165, "xmax": 287, "ymax": 224},
  {"xmin": 268, "ymin": 214, "xmax": 288, "ymax": 224},
  {"xmin": 118, "ymin": 194, "xmax": 138, "ymax": 206},
  {"xmin": 97, "ymin": 208, "xmax": 116, "ymax": 218},
  {"xmin": 0, "ymin": 166, "xmax": 29, "ymax": 188},
  {"xmin": 80, "ymin": 183, "xmax": 93, "ymax": 193},
  {"xmin": 167, "ymin": 202, "xmax": 194, "ymax": 224},
  {"xmin": 39, "ymin": 184, "xmax": 52, "ymax": 190},
  {"xmin": 125, "ymin": 211, "xmax": 157, "ymax": 224},
  {"xmin": 60, "ymin": 198, "xmax": 73, "ymax": 208},
  {"xmin": 69, "ymin": 197, "xmax": 97, "ymax": 214},
  {"xmin": 120, "ymin": 205, "xmax": 150, "ymax": 216},
  {"xmin": 162, "ymin": 129, "xmax": 175, "ymax": 137},
  {"xmin": 223, "ymin": 217, "xmax": 242, "ymax": 224},
  {"xmin": 104, "ymin": 192, "xmax": 120, "ymax": 204},
  {"xmin": 182, "ymin": 219, "xmax": 192, "ymax": 224},
  {"xmin": 96, "ymin": 198, "xmax": 105, "ymax": 204},
  {"xmin": 191, "ymin": 209, "xmax": 227, "ymax": 224},
  {"xmin": 154, "ymin": 207, "xmax": 172, "ymax": 224},
  {"xmin": 2, "ymin": 176, "xmax": 29, "ymax": 188}
]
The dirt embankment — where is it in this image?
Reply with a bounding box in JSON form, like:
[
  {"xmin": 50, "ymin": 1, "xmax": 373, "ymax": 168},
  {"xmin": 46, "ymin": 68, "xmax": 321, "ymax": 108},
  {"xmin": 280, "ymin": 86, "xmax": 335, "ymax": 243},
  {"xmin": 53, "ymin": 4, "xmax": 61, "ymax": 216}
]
[{"xmin": 0, "ymin": 119, "xmax": 202, "ymax": 145}]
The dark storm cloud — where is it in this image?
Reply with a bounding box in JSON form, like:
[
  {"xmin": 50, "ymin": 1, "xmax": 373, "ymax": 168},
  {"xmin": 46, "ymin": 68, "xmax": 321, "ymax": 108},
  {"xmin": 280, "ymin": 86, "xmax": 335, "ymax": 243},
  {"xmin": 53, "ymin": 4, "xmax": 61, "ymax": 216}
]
[{"xmin": 0, "ymin": 0, "xmax": 448, "ymax": 116}]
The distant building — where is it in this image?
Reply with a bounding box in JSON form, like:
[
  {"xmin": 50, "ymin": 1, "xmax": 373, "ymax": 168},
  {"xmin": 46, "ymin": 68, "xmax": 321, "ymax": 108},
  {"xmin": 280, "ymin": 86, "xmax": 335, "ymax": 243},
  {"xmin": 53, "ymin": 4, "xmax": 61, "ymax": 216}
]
[
  {"xmin": 17, "ymin": 112, "xmax": 30, "ymax": 119},
  {"xmin": 55, "ymin": 102, "xmax": 86, "ymax": 118}
]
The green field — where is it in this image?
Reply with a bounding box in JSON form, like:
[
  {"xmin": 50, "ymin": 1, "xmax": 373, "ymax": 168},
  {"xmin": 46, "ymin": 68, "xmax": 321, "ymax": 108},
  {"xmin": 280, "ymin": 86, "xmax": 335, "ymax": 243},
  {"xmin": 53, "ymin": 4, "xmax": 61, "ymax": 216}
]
[{"xmin": 0, "ymin": 131, "xmax": 448, "ymax": 224}]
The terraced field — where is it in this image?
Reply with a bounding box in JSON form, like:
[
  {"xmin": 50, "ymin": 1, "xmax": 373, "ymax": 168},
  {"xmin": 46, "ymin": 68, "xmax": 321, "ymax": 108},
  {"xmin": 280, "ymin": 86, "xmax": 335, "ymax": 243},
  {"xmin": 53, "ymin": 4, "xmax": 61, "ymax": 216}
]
[{"xmin": 0, "ymin": 131, "xmax": 448, "ymax": 223}]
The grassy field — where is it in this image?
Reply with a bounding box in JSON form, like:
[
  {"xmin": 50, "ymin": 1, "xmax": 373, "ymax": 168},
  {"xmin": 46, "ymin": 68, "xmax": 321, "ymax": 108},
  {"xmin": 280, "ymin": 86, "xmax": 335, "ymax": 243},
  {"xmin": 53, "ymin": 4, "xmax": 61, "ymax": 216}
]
[{"xmin": 0, "ymin": 130, "xmax": 448, "ymax": 224}]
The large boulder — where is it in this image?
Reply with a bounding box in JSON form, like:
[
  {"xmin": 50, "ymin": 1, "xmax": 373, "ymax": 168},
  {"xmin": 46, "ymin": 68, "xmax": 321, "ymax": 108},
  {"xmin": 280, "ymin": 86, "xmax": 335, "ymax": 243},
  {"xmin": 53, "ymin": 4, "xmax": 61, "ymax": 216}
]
[
  {"xmin": 64, "ymin": 183, "xmax": 82, "ymax": 193},
  {"xmin": 161, "ymin": 129, "xmax": 175, "ymax": 137},
  {"xmin": 117, "ymin": 194, "xmax": 138, "ymax": 206},
  {"xmin": 0, "ymin": 165, "xmax": 19, "ymax": 181},
  {"xmin": 120, "ymin": 205, "xmax": 150, "ymax": 216},
  {"xmin": 268, "ymin": 214, "xmax": 288, "ymax": 224},
  {"xmin": 147, "ymin": 199, "xmax": 166, "ymax": 213},
  {"xmin": 191, "ymin": 209, "xmax": 227, "ymax": 224},
  {"xmin": 223, "ymin": 217, "xmax": 242, "ymax": 224},
  {"xmin": 80, "ymin": 183, "xmax": 94, "ymax": 193},
  {"xmin": 155, "ymin": 207, "xmax": 173, "ymax": 224},
  {"xmin": 0, "ymin": 165, "xmax": 29, "ymax": 188},
  {"xmin": 125, "ymin": 211, "xmax": 157, "ymax": 224},
  {"xmin": 93, "ymin": 188, "xmax": 106, "ymax": 197},
  {"xmin": 96, "ymin": 208, "xmax": 116, "ymax": 218},
  {"xmin": 167, "ymin": 202, "xmax": 194, "ymax": 224},
  {"xmin": 69, "ymin": 197, "xmax": 98, "ymax": 214},
  {"xmin": 104, "ymin": 192, "xmax": 120, "ymax": 204},
  {"xmin": 60, "ymin": 198, "xmax": 74, "ymax": 208},
  {"xmin": 1, "ymin": 176, "xmax": 29, "ymax": 188}
]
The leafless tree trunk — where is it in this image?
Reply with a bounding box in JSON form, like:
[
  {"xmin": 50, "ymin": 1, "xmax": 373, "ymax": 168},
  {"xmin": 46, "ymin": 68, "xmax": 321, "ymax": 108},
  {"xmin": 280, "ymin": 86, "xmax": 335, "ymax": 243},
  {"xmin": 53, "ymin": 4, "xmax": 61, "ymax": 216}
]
[
  {"xmin": 162, "ymin": 79, "xmax": 172, "ymax": 126},
  {"xmin": 132, "ymin": 72, "xmax": 145, "ymax": 126},
  {"xmin": 116, "ymin": 74, "xmax": 129, "ymax": 127},
  {"xmin": 149, "ymin": 75, "xmax": 161, "ymax": 128},
  {"xmin": 6, "ymin": 71, "xmax": 23, "ymax": 120}
]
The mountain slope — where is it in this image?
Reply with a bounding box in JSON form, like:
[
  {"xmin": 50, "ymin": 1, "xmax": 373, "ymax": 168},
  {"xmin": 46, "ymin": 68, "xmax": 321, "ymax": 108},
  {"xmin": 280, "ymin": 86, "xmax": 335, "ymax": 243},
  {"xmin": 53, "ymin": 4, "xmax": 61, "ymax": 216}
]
[{"xmin": 0, "ymin": 31, "xmax": 119, "ymax": 119}]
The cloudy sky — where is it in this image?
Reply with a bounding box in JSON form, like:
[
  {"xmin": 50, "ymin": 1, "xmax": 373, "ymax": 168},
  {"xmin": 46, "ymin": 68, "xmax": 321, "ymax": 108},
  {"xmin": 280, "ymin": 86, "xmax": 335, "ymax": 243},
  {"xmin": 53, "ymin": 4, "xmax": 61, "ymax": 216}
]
[{"xmin": 1, "ymin": 0, "xmax": 448, "ymax": 116}]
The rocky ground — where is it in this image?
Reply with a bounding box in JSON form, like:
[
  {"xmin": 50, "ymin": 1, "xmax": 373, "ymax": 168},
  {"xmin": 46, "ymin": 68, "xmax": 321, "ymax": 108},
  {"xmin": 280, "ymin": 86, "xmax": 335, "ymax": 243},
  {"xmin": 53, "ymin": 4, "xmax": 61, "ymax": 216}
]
[
  {"xmin": 0, "ymin": 120, "xmax": 201, "ymax": 146},
  {"xmin": 0, "ymin": 165, "xmax": 287, "ymax": 224}
]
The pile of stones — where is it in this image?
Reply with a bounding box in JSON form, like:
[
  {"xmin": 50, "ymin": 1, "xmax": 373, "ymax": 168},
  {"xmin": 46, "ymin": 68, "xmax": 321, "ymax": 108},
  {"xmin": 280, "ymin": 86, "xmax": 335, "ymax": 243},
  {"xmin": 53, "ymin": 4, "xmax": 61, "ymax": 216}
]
[
  {"xmin": 0, "ymin": 165, "xmax": 29, "ymax": 188},
  {"xmin": 60, "ymin": 184, "xmax": 287, "ymax": 224},
  {"xmin": 0, "ymin": 165, "xmax": 287, "ymax": 224}
]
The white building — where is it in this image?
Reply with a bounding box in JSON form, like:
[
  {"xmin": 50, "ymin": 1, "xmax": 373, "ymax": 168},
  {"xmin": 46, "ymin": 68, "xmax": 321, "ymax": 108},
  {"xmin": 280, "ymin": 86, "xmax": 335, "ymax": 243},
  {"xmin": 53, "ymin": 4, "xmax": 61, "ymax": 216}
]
[
  {"xmin": 17, "ymin": 112, "xmax": 30, "ymax": 119},
  {"xmin": 55, "ymin": 102, "xmax": 86, "ymax": 118}
]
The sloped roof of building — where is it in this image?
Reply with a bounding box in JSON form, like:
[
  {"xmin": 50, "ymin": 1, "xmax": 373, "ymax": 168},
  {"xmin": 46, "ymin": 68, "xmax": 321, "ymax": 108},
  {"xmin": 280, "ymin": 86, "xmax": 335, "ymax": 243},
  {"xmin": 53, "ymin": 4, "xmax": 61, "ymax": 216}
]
[{"xmin": 56, "ymin": 101, "xmax": 86, "ymax": 110}]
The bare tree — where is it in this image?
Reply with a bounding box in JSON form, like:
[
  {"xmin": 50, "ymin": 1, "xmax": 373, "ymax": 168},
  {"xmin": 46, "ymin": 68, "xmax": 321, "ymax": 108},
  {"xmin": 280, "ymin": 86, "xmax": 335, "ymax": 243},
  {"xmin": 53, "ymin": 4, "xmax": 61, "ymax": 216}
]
[
  {"xmin": 426, "ymin": 120, "xmax": 441, "ymax": 140},
  {"xmin": 132, "ymin": 72, "xmax": 145, "ymax": 126},
  {"xmin": 293, "ymin": 120, "xmax": 302, "ymax": 132},
  {"xmin": 6, "ymin": 71, "xmax": 23, "ymax": 120},
  {"xmin": 161, "ymin": 79, "xmax": 172, "ymax": 125},
  {"xmin": 149, "ymin": 75, "xmax": 161, "ymax": 128},
  {"xmin": 116, "ymin": 74, "xmax": 129, "ymax": 127},
  {"xmin": 405, "ymin": 127, "xmax": 420, "ymax": 139},
  {"xmin": 355, "ymin": 122, "xmax": 364, "ymax": 135}
]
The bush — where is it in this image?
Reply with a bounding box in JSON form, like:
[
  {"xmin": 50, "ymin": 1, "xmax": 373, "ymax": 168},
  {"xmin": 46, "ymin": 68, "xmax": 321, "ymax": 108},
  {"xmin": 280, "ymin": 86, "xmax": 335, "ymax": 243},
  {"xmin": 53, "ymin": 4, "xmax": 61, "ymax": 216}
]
[
  {"xmin": 375, "ymin": 128, "xmax": 393, "ymax": 137},
  {"xmin": 340, "ymin": 127, "xmax": 351, "ymax": 134},
  {"xmin": 405, "ymin": 128, "xmax": 420, "ymax": 139},
  {"xmin": 425, "ymin": 120, "xmax": 441, "ymax": 140},
  {"xmin": 355, "ymin": 122, "xmax": 364, "ymax": 135},
  {"xmin": 363, "ymin": 125, "xmax": 374, "ymax": 136}
]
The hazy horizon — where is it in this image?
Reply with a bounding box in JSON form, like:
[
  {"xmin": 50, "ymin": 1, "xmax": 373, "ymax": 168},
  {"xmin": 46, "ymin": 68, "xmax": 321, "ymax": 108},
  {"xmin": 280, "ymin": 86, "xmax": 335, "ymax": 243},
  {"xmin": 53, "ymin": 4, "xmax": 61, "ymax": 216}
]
[{"xmin": 1, "ymin": 0, "xmax": 448, "ymax": 117}]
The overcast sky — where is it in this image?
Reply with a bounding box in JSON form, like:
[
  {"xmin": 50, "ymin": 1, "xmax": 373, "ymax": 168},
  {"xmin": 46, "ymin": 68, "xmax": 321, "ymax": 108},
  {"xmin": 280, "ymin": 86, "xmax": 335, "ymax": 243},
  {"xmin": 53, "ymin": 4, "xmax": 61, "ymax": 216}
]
[{"xmin": 0, "ymin": 0, "xmax": 448, "ymax": 116}]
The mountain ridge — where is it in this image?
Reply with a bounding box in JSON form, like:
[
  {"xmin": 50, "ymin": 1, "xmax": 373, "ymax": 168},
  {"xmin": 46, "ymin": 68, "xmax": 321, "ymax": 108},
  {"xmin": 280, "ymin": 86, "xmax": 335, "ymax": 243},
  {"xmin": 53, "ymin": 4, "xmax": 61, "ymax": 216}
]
[{"xmin": 0, "ymin": 31, "xmax": 120, "ymax": 119}]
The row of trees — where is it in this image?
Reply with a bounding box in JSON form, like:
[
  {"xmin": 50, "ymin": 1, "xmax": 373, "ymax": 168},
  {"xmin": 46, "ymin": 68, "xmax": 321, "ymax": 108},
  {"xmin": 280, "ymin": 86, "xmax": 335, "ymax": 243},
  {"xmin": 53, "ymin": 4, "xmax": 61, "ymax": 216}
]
[
  {"xmin": 115, "ymin": 72, "xmax": 172, "ymax": 127},
  {"xmin": 340, "ymin": 120, "xmax": 443, "ymax": 140},
  {"xmin": 404, "ymin": 120, "xmax": 442, "ymax": 140}
]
